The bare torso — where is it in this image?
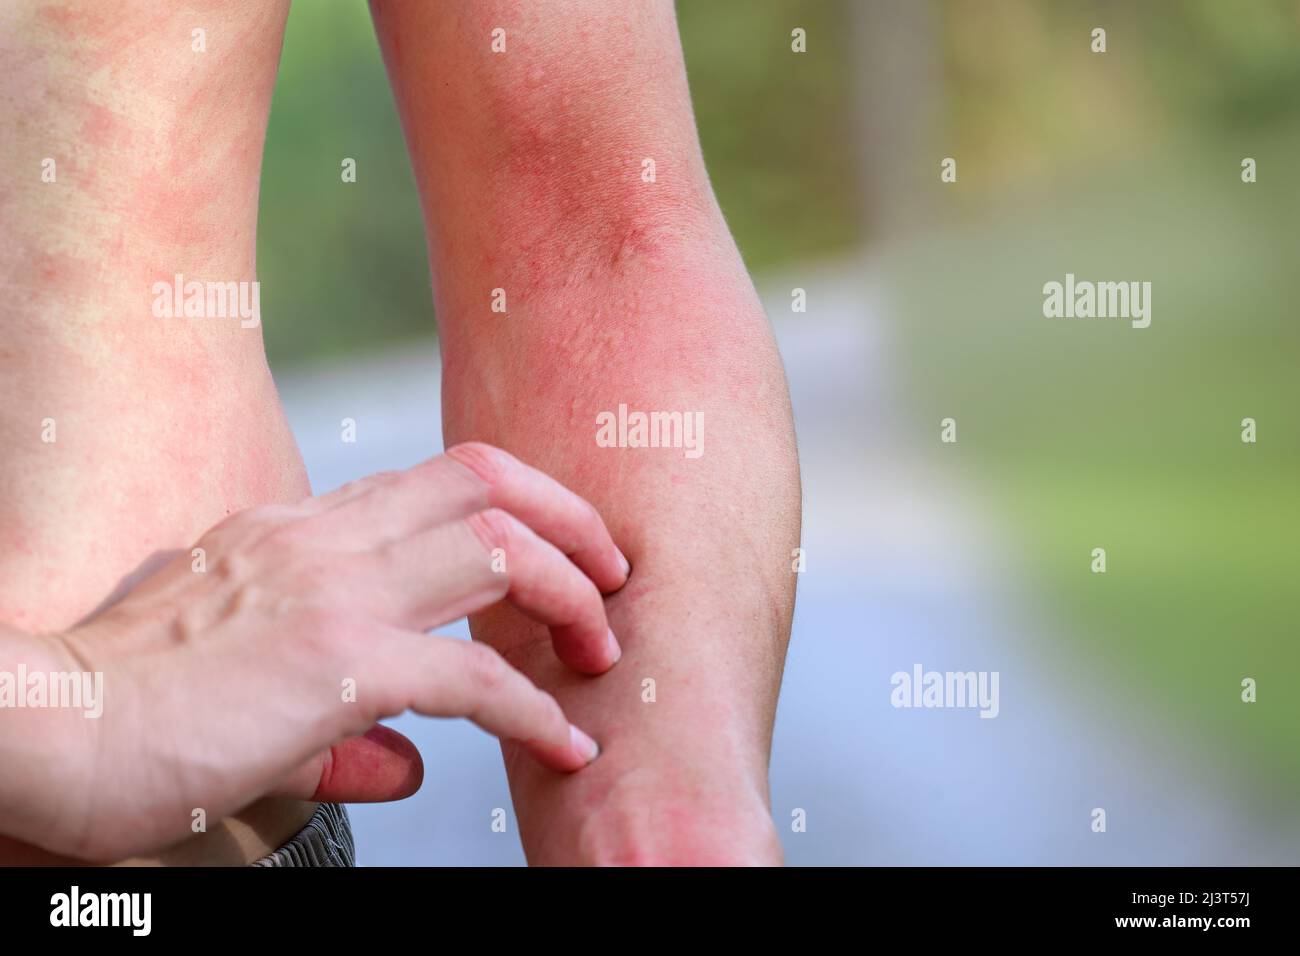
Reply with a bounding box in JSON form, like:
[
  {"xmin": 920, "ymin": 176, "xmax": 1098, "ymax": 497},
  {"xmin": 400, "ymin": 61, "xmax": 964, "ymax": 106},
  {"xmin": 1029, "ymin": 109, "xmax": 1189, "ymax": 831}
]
[{"xmin": 0, "ymin": 0, "xmax": 314, "ymax": 863}]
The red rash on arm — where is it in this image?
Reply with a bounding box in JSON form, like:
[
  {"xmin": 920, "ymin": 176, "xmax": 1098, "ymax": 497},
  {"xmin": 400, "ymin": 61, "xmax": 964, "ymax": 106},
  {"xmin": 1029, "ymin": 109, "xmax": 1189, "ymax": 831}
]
[{"xmin": 371, "ymin": 0, "xmax": 800, "ymax": 863}]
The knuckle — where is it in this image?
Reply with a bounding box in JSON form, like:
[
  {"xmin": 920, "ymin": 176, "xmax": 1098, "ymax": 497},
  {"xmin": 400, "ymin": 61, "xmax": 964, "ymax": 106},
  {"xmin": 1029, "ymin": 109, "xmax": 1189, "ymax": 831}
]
[
  {"xmin": 461, "ymin": 642, "xmax": 508, "ymax": 694},
  {"xmin": 339, "ymin": 470, "xmax": 399, "ymax": 497},
  {"xmin": 200, "ymin": 503, "xmax": 282, "ymax": 551},
  {"xmin": 525, "ymin": 570, "xmax": 596, "ymax": 627},
  {"xmin": 464, "ymin": 506, "xmax": 522, "ymax": 553},
  {"xmin": 207, "ymin": 520, "xmax": 310, "ymax": 586},
  {"xmin": 211, "ymin": 548, "xmax": 253, "ymax": 585},
  {"xmin": 215, "ymin": 539, "xmax": 341, "ymax": 614},
  {"xmin": 578, "ymin": 495, "xmax": 601, "ymax": 526},
  {"xmin": 444, "ymin": 441, "xmax": 518, "ymax": 487},
  {"xmin": 250, "ymin": 520, "xmax": 314, "ymax": 563},
  {"xmin": 564, "ymin": 582, "xmax": 601, "ymax": 624},
  {"xmin": 584, "ymin": 504, "xmax": 603, "ymax": 537},
  {"xmin": 574, "ymin": 499, "xmax": 604, "ymax": 550}
]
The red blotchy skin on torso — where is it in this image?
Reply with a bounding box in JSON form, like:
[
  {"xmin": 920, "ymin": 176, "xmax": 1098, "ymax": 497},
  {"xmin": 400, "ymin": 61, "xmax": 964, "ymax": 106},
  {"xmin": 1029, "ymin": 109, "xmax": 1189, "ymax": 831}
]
[{"xmin": 0, "ymin": 0, "xmax": 313, "ymax": 864}]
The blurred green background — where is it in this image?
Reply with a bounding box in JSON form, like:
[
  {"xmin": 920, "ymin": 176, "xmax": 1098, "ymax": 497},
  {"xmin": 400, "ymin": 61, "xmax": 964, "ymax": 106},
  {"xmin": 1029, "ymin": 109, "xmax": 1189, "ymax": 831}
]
[
  {"xmin": 257, "ymin": 0, "xmax": 861, "ymax": 363},
  {"xmin": 881, "ymin": 0, "xmax": 1300, "ymax": 799},
  {"xmin": 259, "ymin": 0, "xmax": 1299, "ymax": 830}
]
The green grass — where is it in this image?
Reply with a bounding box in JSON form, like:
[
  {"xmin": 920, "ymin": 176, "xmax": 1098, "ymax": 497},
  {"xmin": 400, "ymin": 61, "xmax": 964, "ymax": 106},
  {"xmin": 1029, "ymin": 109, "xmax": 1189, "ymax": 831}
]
[{"xmin": 886, "ymin": 124, "xmax": 1300, "ymax": 797}]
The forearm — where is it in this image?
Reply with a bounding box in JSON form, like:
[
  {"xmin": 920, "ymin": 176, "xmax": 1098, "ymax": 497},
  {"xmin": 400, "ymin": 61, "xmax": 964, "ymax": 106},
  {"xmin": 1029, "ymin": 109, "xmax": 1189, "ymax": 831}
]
[
  {"xmin": 373, "ymin": 0, "xmax": 801, "ymax": 862},
  {"xmin": 443, "ymin": 266, "xmax": 800, "ymax": 864}
]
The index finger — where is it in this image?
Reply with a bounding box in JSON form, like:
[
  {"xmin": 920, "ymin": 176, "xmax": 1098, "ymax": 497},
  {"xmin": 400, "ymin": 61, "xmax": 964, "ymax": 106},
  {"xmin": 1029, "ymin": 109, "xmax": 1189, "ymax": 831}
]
[{"xmin": 444, "ymin": 443, "xmax": 630, "ymax": 594}]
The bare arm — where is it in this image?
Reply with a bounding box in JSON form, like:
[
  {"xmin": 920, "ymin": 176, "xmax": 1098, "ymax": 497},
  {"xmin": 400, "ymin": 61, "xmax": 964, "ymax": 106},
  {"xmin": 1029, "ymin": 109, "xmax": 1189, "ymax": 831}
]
[{"xmin": 371, "ymin": 0, "xmax": 801, "ymax": 863}]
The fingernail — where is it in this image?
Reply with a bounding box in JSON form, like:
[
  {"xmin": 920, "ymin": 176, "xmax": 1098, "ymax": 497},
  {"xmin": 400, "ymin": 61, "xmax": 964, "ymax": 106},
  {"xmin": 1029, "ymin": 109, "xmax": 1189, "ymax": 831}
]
[
  {"xmin": 616, "ymin": 549, "xmax": 631, "ymax": 579},
  {"xmin": 569, "ymin": 724, "xmax": 600, "ymax": 763},
  {"xmin": 605, "ymin": 627, "xmax": 622, "ymax": 665}
]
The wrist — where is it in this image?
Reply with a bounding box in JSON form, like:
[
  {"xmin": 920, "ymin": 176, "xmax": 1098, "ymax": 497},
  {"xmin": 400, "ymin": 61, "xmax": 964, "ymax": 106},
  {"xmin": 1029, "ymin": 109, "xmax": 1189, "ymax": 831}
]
[
  {"xmin": 576, "ymin": 778, "xmax": 783, "ymax": 867},
  {"xmin": 0, "ymin": 628, "xmax": 97, "ymax": 855},
  {"xmin": 504, "ymin": 731, "xmax": 781, "ymax": 866}
]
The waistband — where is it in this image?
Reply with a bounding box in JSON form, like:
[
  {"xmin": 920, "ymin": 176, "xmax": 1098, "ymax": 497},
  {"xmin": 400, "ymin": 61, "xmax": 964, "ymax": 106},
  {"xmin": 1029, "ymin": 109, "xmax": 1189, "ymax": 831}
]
[{"xmin": 251, "ymin": 802, "xmax": 355, "ymax": 867}]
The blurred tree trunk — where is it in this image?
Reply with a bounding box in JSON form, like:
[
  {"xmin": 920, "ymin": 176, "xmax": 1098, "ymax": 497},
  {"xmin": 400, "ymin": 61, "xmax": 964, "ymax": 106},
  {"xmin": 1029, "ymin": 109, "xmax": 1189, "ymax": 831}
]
[{"xmin": 851, "ymin": 0, "xmax": 942, "ymax": 240}]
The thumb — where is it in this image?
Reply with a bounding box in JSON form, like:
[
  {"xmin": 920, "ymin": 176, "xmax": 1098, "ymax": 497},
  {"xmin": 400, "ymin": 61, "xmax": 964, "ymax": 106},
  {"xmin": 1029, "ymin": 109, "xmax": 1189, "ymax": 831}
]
[{"xmin": 272, "ymin": 724, "xmax": 424, "ymax": 803}]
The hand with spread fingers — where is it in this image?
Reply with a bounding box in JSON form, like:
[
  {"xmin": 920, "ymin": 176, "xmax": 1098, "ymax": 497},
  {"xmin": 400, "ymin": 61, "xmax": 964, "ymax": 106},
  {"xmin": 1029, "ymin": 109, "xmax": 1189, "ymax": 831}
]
[{"xmin": 0, "ymin": 443, "xmax": 628, "ymax": 862}]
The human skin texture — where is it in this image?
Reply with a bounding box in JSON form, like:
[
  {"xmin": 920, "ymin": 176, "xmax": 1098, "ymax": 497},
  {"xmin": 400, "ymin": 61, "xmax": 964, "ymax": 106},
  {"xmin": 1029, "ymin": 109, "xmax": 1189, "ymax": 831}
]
[
  {"xmin": 371, "ymin": 0, "xmax": 802, "ymax": 863},
  {"xmin": 0, "ymin": 0, "xmax": 317, "ymax": 864},
  {"xmin": 0, "ymin": 1, "xmax": 625, "ymax": 866},
  {"xmin": 0, "ymin": 449, "xmax": 625, "ymax": 862}
]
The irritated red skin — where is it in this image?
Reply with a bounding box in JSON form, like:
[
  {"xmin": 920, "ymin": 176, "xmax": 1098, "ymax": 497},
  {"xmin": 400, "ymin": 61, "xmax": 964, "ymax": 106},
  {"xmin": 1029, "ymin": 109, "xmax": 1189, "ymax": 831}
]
[
  {"xmin": 1, "ymin": 0, "xmax": 799, "ymax": 867},
  {"xmin": 371, "ymin": 0, "xmax": 801, "ymax": 864},
  {"xmin": 0, "ymin": 0, "xmax": 295, "ymax": 628},
  {"xmin": 0, "ymin": 0, "xmax": 320, "ymax": 864}
]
